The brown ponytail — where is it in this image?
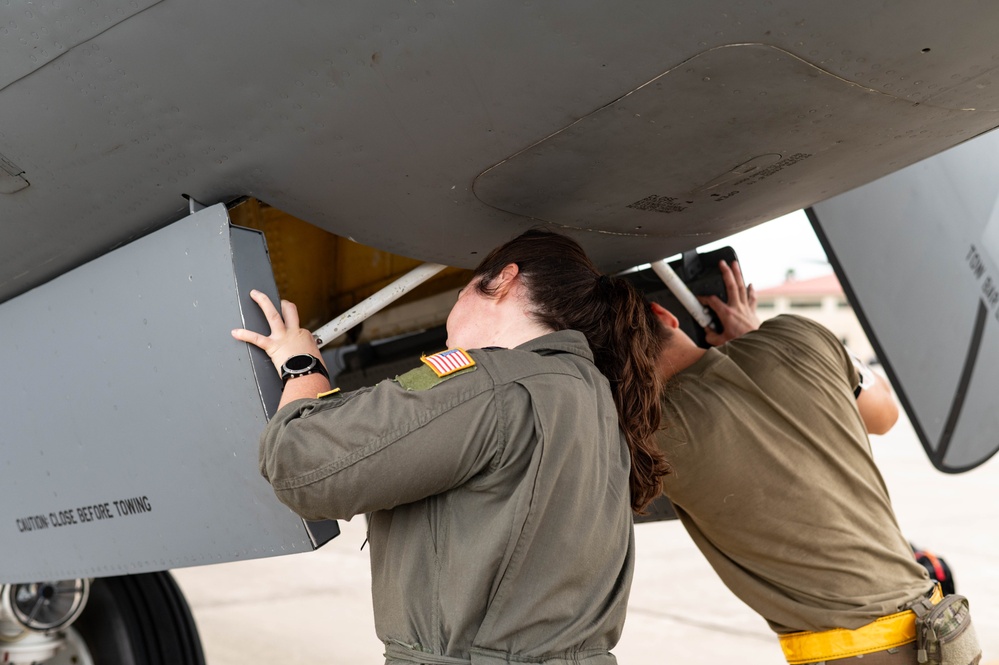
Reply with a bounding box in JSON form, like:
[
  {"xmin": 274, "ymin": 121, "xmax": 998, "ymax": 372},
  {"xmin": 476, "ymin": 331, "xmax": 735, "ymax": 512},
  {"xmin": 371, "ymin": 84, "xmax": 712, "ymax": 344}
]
[{"xmin": 472, "ymin": 230, "xmax": 670, "ymax": 513}]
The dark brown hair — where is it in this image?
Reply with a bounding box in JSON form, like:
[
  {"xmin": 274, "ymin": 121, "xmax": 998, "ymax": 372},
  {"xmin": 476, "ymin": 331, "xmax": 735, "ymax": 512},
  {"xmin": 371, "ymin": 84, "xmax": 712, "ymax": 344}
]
[{"xmin": 472, "ymin": 229, "xmax": 670, "ymax": 513}]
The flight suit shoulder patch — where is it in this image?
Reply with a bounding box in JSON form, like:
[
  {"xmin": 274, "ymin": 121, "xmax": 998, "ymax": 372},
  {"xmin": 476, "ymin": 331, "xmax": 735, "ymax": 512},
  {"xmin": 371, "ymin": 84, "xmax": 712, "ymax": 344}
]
[
  {"xmin": 395, "ymin": 362, "xmax": 476, "ymax": 391},
  {"xmin": 421, "ymin": 348, "xmax": 476, "ymax": 377}
]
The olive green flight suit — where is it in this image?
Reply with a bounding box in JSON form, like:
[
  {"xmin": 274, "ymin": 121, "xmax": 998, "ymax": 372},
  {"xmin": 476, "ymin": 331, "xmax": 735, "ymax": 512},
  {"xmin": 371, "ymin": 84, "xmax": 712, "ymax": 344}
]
[{"xmin": 260, "ymin": 330, "xmax": 634, "ymax": 665}]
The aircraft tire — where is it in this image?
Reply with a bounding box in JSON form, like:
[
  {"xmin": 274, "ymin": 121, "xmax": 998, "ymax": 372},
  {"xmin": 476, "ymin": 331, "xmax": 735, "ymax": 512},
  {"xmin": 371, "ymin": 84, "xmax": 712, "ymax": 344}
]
[{"xmin": 70, "ymin": 571, "xmax": 205, "ymax": 665}]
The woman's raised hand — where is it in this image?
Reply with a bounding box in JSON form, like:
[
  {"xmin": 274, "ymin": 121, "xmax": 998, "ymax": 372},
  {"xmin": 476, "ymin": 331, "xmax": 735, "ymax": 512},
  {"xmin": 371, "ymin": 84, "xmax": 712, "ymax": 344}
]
[{"xmin": 231, "ymin": 290, "xmax": 322, "ymax": 376}]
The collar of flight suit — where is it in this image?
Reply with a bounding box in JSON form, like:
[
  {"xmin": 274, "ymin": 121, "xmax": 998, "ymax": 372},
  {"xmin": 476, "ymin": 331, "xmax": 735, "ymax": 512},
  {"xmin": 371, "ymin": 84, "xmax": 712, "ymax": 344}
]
[{"xmin": 512, "ymin": 329, "xmax": 594, "ymax": 362}]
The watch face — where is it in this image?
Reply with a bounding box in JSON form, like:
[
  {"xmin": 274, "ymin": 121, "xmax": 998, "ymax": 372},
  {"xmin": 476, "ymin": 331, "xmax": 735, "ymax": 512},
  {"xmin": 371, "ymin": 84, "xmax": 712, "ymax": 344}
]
[{"xmin": 285, "ymin": 355, "xmax": 316, "ymax": 373}]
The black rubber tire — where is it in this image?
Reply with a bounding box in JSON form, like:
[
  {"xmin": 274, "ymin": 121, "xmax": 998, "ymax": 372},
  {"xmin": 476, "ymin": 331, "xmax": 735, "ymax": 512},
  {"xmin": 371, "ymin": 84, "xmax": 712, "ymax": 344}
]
[{"xmin": 71, "ymin": 571, "xmax": 205, "ymax": 665}]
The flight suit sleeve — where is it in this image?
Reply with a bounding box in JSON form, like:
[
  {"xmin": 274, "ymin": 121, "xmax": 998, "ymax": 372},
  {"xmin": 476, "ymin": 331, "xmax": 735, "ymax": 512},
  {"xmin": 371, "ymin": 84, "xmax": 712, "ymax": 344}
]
[{"xmin": 258, "ymin": 364, "xmax": 504, "ymax": 521}]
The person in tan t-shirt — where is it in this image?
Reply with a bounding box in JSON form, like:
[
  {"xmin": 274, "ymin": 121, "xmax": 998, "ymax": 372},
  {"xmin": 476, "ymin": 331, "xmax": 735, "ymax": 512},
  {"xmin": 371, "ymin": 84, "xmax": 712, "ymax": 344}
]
[{"xmin": 651, "ymin": 260, "xmax": 981, "ymax": 665}]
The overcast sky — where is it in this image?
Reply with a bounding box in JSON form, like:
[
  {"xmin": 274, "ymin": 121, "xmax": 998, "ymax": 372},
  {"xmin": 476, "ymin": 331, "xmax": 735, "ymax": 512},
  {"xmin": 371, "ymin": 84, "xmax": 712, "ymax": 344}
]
[{"xmin": 695, "ymin": 209, "xmax": 832, "ymax": 289}]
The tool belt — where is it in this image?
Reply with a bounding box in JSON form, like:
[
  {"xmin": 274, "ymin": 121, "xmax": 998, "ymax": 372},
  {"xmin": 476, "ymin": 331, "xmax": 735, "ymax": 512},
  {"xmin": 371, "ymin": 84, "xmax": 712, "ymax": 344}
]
[{"xmin": 778, "ymin": 586, "xmax": 943, "ymax": 664}]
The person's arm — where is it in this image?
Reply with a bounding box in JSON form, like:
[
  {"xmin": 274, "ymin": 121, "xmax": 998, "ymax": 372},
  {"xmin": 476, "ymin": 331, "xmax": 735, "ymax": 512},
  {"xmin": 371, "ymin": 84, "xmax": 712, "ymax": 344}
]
[
  {"xmin": 848, "ymin": 349, "xmax": 899, "ymax": 434},
  {"xmin": 700, "ymin": 259, "xmax": 761, "ymax": 346},
  {"xmin": 258, "ymin": 371, "xmax": 502, "ymax": 520},
  {"xmin": 232, "ymin": 289, "xmax": 504, "ymax": 519},
  {"xmin": 857, "ymin": 372, "xmax": 899, "ymax": 435}
]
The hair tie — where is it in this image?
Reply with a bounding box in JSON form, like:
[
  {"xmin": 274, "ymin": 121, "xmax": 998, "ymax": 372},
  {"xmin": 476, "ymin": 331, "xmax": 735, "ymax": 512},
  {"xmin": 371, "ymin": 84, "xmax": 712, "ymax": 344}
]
[{"xmin": 598, "ymin": 275, "xmax": 612, "ymax": 289}]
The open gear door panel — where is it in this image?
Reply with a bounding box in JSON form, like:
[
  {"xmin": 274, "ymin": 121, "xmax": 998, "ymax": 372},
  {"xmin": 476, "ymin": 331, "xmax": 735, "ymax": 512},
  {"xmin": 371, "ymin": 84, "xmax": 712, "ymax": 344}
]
[
  {"xmin": 809, "ymin": 129, "xmax": 999, "ymax": 472},
  {"xmin": 0, "ymin": 205, "xmax": 337, "ymax": 584}
]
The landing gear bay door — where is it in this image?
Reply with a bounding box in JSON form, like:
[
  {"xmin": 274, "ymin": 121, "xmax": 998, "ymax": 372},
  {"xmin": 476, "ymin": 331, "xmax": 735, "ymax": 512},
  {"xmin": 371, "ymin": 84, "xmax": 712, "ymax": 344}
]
[
  {"xmin": 808, "ymin": 130, "xmax": 999, "ymax": 472},
  {"xmin": 1, "ymin": 205, "xmax": 337, "ymax": 584}
]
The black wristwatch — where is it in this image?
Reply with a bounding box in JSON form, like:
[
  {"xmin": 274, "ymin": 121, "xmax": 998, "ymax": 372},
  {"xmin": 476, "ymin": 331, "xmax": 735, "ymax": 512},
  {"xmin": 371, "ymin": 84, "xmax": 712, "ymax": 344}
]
[{"xmin": 280, "ymin": 354, "xmax": 330, "ymax": 385}]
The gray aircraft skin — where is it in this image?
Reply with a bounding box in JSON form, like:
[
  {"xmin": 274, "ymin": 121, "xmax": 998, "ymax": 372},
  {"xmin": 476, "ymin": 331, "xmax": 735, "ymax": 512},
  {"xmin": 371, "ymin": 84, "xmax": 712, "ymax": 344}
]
[
  {"xmin": 0, "ymin": 3, "xmax": 998, "ymax": 661},
  {"xmin": 4, "ymin": 2, "xmax": 999, "ymax": 299},
  {"xmin": 1, "ymin": 207, "xmax": 340, "ymax": 584}
]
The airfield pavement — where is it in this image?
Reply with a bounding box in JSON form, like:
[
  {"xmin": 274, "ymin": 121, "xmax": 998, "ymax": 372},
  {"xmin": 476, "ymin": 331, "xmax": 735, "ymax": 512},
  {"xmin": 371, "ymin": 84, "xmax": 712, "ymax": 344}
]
[{"xmin": 173, "ymin": 412, "xmax": 999, "ymax": 664}]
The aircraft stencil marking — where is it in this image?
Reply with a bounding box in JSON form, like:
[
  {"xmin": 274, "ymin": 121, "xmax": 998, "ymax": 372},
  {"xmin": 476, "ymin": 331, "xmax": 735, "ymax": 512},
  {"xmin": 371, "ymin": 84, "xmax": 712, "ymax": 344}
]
[
  {"xmin": 626, "ymin": 154, "xmax": 815, "ymax": 215},
  {"xmin": 729, "ymin": 153, "xmax": 812, "ymax": 189},
  {"xmin": 627, "ymin": 195, "xmax": 688, "ymax": 214},
  {"xmin": 966, "ymin": 245, "xmax": 999, "ymax": 323},
  {"xmin": 15, "ymin": 497, "xmax": 153, "ymax": 534}
]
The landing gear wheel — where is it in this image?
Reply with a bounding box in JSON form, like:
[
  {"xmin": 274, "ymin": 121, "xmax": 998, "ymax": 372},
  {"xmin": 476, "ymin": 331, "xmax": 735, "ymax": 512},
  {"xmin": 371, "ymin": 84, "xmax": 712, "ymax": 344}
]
[{"xmin": 71, "ymin": 571, "xmax": 205, "ymax": 665}]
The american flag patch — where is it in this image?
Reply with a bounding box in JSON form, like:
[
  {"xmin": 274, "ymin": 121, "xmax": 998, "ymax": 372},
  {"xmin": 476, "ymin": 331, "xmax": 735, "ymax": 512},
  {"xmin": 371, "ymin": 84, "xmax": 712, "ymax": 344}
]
[{"xmin": 421, "ymin": 348, "xmax": 476, "ymax": 377}]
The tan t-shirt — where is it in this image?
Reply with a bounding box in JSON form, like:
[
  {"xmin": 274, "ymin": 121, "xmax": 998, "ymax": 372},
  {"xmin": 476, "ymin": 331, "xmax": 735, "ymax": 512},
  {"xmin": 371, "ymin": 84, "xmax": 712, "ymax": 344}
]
[{"xmin": 658, "ymin": 315, "xmax": 931, "ymax": 634}]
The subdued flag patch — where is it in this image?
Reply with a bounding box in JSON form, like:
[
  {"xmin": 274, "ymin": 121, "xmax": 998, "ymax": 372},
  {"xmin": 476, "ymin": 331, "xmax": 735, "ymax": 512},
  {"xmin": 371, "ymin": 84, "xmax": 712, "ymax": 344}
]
[{"xmin": 421, "ymin": 348, "xmax": 476, "ymax": 377}]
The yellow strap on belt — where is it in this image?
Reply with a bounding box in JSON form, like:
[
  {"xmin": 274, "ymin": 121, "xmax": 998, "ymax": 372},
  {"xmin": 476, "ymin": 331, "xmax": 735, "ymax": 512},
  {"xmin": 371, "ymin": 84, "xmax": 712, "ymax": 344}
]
[{"xmin": 779, "ymin": 587, "xmax": 943, "ymax": 664}]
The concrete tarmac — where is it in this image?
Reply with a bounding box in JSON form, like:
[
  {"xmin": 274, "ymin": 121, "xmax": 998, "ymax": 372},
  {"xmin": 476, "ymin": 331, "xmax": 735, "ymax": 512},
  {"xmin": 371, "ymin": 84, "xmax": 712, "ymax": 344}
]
[{"xmin": 174, "ymin": 414, "xmax": 998, "ymax": 663}]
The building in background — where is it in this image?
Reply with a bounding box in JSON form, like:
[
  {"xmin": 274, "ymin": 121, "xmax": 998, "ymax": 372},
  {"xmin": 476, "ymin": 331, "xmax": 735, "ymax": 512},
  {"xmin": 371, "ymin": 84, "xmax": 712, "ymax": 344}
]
[{"xmin": 755, "ymin": 273, "xmax": 877, "ymax": 365}]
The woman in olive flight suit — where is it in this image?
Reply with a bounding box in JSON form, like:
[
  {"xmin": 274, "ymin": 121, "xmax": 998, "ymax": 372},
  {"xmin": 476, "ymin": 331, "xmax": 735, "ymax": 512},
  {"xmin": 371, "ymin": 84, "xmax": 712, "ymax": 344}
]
[{"xmin": 232, "ymin": 230, "xmax": 669, "ymax": 665}]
